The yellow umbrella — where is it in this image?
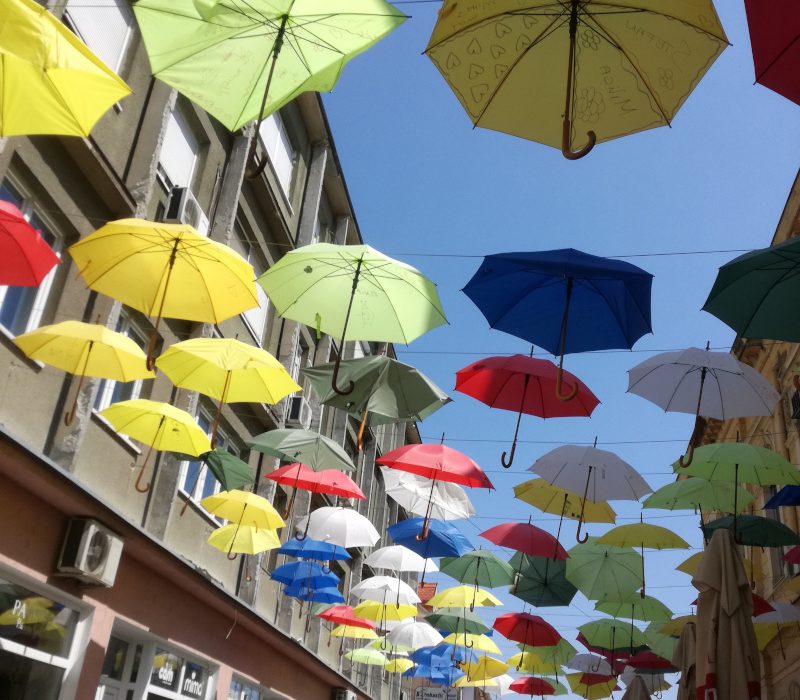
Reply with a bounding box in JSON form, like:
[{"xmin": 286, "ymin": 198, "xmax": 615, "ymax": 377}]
[
  {"xmin": 506, "ymin": 651, "xmax": 558, "ymax": 676},
  {"xmin": 0, "ymin": 0, "xmax": 131, "ymax": 136},
  {"xmin": 458, "ymin": 656, "xmax": 509, "ymax": 681},
  {"xmin": 206, "ymin": 523, "xmax": 280, "ymax": 556},
  {"xmin": 514, "ymin": 478, "xmax": 616, "ymax": 523},
  {"xmin": 426, "ymin": 585, "xmax": 502, "ymax": 609},
  {"xmin": 100, "ymin": 399, "xmax": 211, "ymax": 492},
  {"xmin": 754, "ymin": 622, "xmax": 780, "ymax": 652},
  {"xmin": 597, "ymin": 518, "xmax": 690, "ymax": 596},
  {"xmin": 352, "ymin": 601, "xmax": 417, "ymax": 624},
  {"xmin": 201, "ymin": 490, "xmax": 285, "ymax": 530},
  {"xmin": 442, "ymin": 632, "xmax": 500, "ymax": 655},
  {"xmin": 0, "ymin": 597, "xmax": 55, "ymax": 626},
  {"xmin": 68, "ymin": 220, "xmax": 259, "ymax": 367},
  {"xmin": 566, "ymin": 672, "xmax": 617, "ymax": 699},
  {"xmin": 384, "ymin": 658, "xmax": 413, "ymax": 673},
  {"xmin": 156, "ymin": 337, "xmax": 300, "ymax": 445},
  {"xmin": 659, "ymin": 615, "xmax": 696, "ymax": 637},
  {"xmin": 15, "ymin": 320, "xmax": 154, "ymax": 425},
  {"xmin": 331, "ymin": 625, "xmax": 379, "ymax": 640}
]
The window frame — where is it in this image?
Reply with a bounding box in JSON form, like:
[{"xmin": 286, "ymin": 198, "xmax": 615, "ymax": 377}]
[
  {"xmin": 257, "ymin": 112, "xmax": 297, "ymax": 201},
  {"xmin": 63, "ymin": 0, "xmax": 135, "ymax": 75},
  {"xmin": 157, "ymin": 105, "xmax": 200, "ymax": 193},
  {"xmin": 231, "ymin": 217, "xmax": 269, "ymax": 345},
  {"xmin": 93, "ymin": 312, "xmax": 149, "ymax": 412}
]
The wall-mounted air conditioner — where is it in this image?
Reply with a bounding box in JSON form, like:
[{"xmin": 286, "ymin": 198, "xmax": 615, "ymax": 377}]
[
  {"xmin": 56, "ymin": 518, "xmax": 123, "ymax": 587},
  {"xmin": 165, "ymin": 187, "xmax": 210, "ymax": 235},
  {"xmin": 286, "ymin": 395, "xmax": 312, "ymax": 430}
]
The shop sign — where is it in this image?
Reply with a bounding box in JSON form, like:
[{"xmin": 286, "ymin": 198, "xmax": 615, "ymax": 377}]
[
  {"xmin": 181, "ymin": 662, "xmax": 206, "ymax": 698},
  {"xmin": 150, "ymin": 650, "xmax": 182, "ymax": 691},
  {"xmin": 415, "ymin": 688, "xmax": 459, "ymax": 700}
]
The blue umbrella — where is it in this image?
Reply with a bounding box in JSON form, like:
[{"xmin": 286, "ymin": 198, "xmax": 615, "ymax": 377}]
[
  {"xmin": 463, "ymin": 249, "xmax": 653, "ymax": 400},
  {"xmin": 764, "ymin": 485, "xmax": 800, "ymax": 509},
  {"xmin": 410, "ymin": 644, "xmax": 475, "ymax": 666},
  {"xmin": 278, "ymin": 536, "xmax": 351, "ymax": 562},
  {"xmin": 271, "ymin": 561, "xmax": 340, "ymax": 588},
  {"xmin": 284, "ymin": 583, "xmax": 345, "ymax": 603},
  {"xmin": 387, "ymin": 518, "xmax": 472, "ymax": 559}
]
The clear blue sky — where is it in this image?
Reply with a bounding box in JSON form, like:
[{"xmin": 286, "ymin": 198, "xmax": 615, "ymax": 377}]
[{"xmin": 323, "ymin": 2, "xmax": 800, "ymax": 697}]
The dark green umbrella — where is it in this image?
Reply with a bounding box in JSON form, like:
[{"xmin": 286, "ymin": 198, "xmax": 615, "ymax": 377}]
[
  {"xmin": 704, "ymin": 237, "xmax": 800, "ymax": 342},
  {"xmin": 509, "ymin": 553, "xmax": 577, "ymax": 608},
  {"xmin": 249, "ymin": 428, "xmax": 355, "ymax": 472},
  {"xmin": 180, "ymin": 449, "xmax": 254, "ymax": 515},
  {"xmin": 424, "ymin": 608, "xmax": 491, "ymax": 635},
  {"xmin": 702, "ymin": 515, "xmax": 800, "ymax": 547},
  {"xmin": 440, "ymin": 550, "xmax": 514, "ymax": 588},
  {"xmin": 302, "ymin": 355, "xmax": 450, "ymax": 448}
]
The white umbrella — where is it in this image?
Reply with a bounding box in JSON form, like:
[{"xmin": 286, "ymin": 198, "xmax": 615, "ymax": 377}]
[
  {"xmin": 528, "ymin": 444, "xmax": 651, "ymax": 541},
  {"xmin": 365, "ymin": 545, "xmax": 438, "ymax": 574},
  {"xmin": 380, "ymin": 467, "xmax": 475, "ymax": 520},
  {"xmin": 620, "ymin": 666, "xmax": 669, "ymax": 694},
  {"xmin": 297, "ymin": 507, "xmax": 379, "ymax": 548},
  {"xmin": 386, "ymin": 620, "xmax": 443, "ymax": 650},
  {"xmin": 566, "ymin": 653, "xmax": 613, "ymax": 675},
  {"xmin": 485, "ymin": 674, "xmax": 515, "ymax": 695},
  {"xmin": 627, "ymin": 347, "xmax": 779, "ymax": 465},
  {"xmin": 350, "ymin": 576, "xmax": 421, "ymax": 605}
]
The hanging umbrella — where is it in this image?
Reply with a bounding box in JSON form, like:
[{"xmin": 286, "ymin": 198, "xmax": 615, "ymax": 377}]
[
  {"xmin": 579, "ymin": 620, "xmax": 648, "ymax": 660},
  {"xmin": 693, "ymin": 528, "xmax": 761, "ymax": 700},
  {"xmin": 284, "ymin": 582, "xmax": 344, "ymax": 604},
  {"xmin": 509, "ymin": 553, "xmax": 578, "ymax": 608},
  {"xmin": 494, "ymin": 612, "xmax": 561, "ymax": 666},
  {"xmin": 404, "ymin": 664, "xmax": 464, "ymax": 685},
  {"xmin": 677, "ymin": 551, "xmax": 763, "ymax": 590},
  {"xmin": 463, "ymin": 250, "xmax": 652, "ymax": 402},
  {"xmin": 566, "ymin": 537, "xmax": 643, "ymax": 602},
  {"xmin": 516, "ymin": 638, "xmax": 577, "ymax": 668},
  {"xmin": 100, "ymin": 399, "xmax": 211, "ymax": 493},
  {"xmin": 201, "ymin": 490, "xmax": 284, "ymax": 530},
  {"xmin": 250, "ymin": 428, "xmax": 355, "ymax": 472},
  {"xmin": 529, "ymin": 444, "xmax": 651, "ymax": 542},
  {"xmin": 624, "ymin": 650, "xmax": 675, "ymax": 672},
  {"xmin": 597, "ymin": 519, "xmax": 689, "ymax": 596},
  {"xmin": 386, "ymin": 620, "xmax": 443, "ymax": 651},
  {"xmin": 267, "ymin": 463, "xmax": 365, "ymax": 520},
  {"xmin": 380, "ymin": 468, "xmax": 475, "ymax": 521},
  {"xmin": 753, "ymin": 602, "xmax": 800, "ymax": 660},
  {"xmin": 702, "ymin": 514, "xmax": 800, "ymax": 547},
  {"xmin": 345, "ymin": 646, "xmax": 388, "ymax": 666},
  {"xmin": 509, "ymin": 650, "xmax": 561, "ymax": 678},
  {"xmin": 659, "ymin": 616, "xmax": 697, "ymax": 638},
  {"xmin": 330, "ymin": 625, "xmax": 378, "ymax": 641},
  {"xmin": 69, "ymin": 220, "xmax": 259, "ymax": 368},
  {"xmin": 508, "ymin": 676, "xmax": 557, "ymax": 697},
  {"xmin": 458, "ymin": 656, "xmax": 509, "ymax": 682},
  {"xmin": 764, "ymin": 485, "xmax": 800, "ymax": 508},
  {"xmin": 425, "ymin": 0, "xmax": 727, "ymax": 159},
  {"xmin": 455, "ymin": 353, "xmax": 599, "ymax": 466},
  {"xmin": 0, "ymin": 201, "xmax": 59, "ymax": 286},
  {"xmin": 595, "ymin": 593, "xmax": 673, "ymax": 623},
  {"xmin": 567, "ymin": 654, "xmax": 613, "ymax": 676},
  {"xmin": 15, "ymin": 320, "xmax": 154, "ymax": 425},
  {"xmin": 566, "ymin": 673, "xmax": 619, "ymax": 700},
  {"xmin": 278, "ymin": 537, "xmax": 351, "ymax": 563},
  {"xmin": 182, "ymin": 448, "xmax": 255, "ymax": 518},
  {"xmin": 514, "ymin": 478, "xmax": 616, "ymax": 525},
  {"xmin": 156, "ymin": 338, "xmax": 299, "ymax": 444},
  {"xmin": 621, "ymin": 668, "xmax": 670, "ymax": 695},
  {"xmin": 365, "ymin": 545, "xmax": 437, "ymax": 575},
  {"xmin": 410, "ymin": 644, "xmax": 475, "ymax": 667},
  {"xmin": 386, "ymin": 518, "xmax": 473, "ymax": 559},
  {"xmin": 440, "ymin": 550, "xmax": 515, "ymax": 589},
  {"xmin": 424, "ymin": 609, "xmax": 490, "ymax": 635},
  {"xmin": 271, "ymin": 561, "xmax": 339, "ymax": 589},
  {"xmin": 1, "ymin": 0, "xmax": 132, "ymax": 136},
  {"xmin": 643, "ymin": 622, "xmax": 679, "ymax": 664},
  {"xmin": 302, "ymin": 355, "xmax": 450, "ymax": 448},
  {"xmin": 384, "ymin": 658, "xmax": 413, "ymax": 674},
  {"xmin": 427, "ymin": 585, "xmax": 502, "ymax": 610},
  {"xmin": 463, "ymin": 673, "xmax": 516, "ymax": 694},
  {"xmin": 744, "ymin": 2, "xmax": 800, "ymax": 103},
  {"xmin": 297, "ymin": 507, "xmax": 379, "ymax": 548},
  {"xmin": 785, "ymin": 545, "xmax": 800, "ymax": 565},
  {"xmin": 620, "ymin": 675, "xmax": 652, "ymax": 700},
  {"xmin": 350, "ymin": 576, "xmax": 420, "ymax": 606},
  {"xmin": 352, "ymin": 601, "xmax": 417, "ymax": 625},
  {"xmin": 443, "ymin": 632, "xmax": 501, "ymax": 654},
  {"xmin": 317, "ymin": 605, "xmax": 375, "ymax": 631},
  {"xmin": 643, "ymin": 476, "xmax": 753, "ymax": 515},
  {"xmin": 206, "ymin": 523, "xmax": 280, "ymax": 556},
  {"xmin": 258, "ymin": 243, "xmax": 447, "ymax": 394},
  {"xmin": 480, "ymin": 521, "xmax": 568, "ymax": 560},
  {"xmin": 627, "ymin": 347, "xmax": 780, "ymax": 466}
]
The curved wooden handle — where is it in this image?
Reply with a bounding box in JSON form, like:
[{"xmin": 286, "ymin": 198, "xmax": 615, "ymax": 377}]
[
  {"xmin": 227, "ymin": 550, "xmax": 238, "ymax": 561},
  {"xmin": 64, "ymin": 401, "xmax": 78, "ymax": 426},
  {"xmin": 134, "ymin": 462, "xmax": 151, "ymax": 493},
  {"xmin": 331, "ymin": 356, "xmax": 355, "ymax": 396},
  {"xmin": 415, "ymin": 517, "xmax": 431, "ymax": 542},
  {"xmin": 555, "ymin": 367, "xmax": 579, "ymax": 402},
  {"xmin": 678, "ymin": 440, "xmax": 696, "ymax": 468},
  {"xmin": 562, "ymin": 119, "xmax": 597, "ymax": 160},
  {"xmin": 146, "ymin": 330, "xmax": 159, "ymax": 372}
]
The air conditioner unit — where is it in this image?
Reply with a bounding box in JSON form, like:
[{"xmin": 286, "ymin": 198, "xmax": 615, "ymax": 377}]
[
  {"xmin": 332, "ymin": 690, "xmax": 356, "ymax": 700},
  {"xmin": 165, "ymin": 187, "xmax": 210, "ymax": 235},
  {"xmin": 56, "ymin": 518, "xmax": 123, "ymax": 587},
  {"xmin": 286, "ymin": 395, "xmax": 312, "ymax": 430}
]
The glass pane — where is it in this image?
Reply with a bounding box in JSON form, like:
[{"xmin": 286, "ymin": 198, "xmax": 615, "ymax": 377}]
[
  {"xmin": 150, "ymin": 649, "xmax": 182, "ymax": 692},
  {"xmin": 160, "ymin": 109, "xmax": 198, "ymax": 189},
  {"xmin": 65, "ymin": 0, "xmax": 132, "ymax": 72},
  {"xmin": 130, "ymin": 643, "xmax": 142, "ymax": 683},
  {"xmin": 0, "ymin": 183, "xmax": 22, "ymax": 207},
  {"xmin": 201, "ymin": 470, "xmax": 218, "ymax": 500},
  {"xmin": 183, "ymin": 460, "xmax": 202, "ymax": 497},
  {"xmin": 0, "ymin": 648, "xmax": 62, "ymax": 700},
  {"xmin": 101, "ymin": 636, "xmax": 130, "ymax": 681},
  {"xmin": 0, "ymin": 286, "xmax": 35, "ymax": 335}
]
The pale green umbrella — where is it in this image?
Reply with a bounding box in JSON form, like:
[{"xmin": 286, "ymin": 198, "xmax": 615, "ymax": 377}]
[
  {"xmin": 643, "ymin": 476, "xmax": 753, "ymax": 514},
  {"xmin": 258, "ymin": 244, "xmax": 447, "ymax": 394},
  {"xmin": 565, "ymin": 537, "xmax": 643, "ymax": 601},
  {"xmin": 440, "ymin": 550, "xmax": 515, "ymax": 588},
  {"xmin": 579, "ymin": 619, "xmax": 648, "ymax": 654},
  {"xmin": 595, "ymin": 593, "xmax": 673, "ymax": 623},
  {"xmin": 345, "ymin": 646, "xmax": 388, "ymax": 666},
  {"xmin": 249, "ymin": 428, "xmax": 355, "ymax": 472},
  {"xmin": 672, "ymin": 443, "xmax": 800, "ymax": 486}
]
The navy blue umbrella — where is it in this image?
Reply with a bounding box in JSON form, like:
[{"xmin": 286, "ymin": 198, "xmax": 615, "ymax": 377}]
[
  {"xmin": 463, "ymin": 249, "xmax": 653, "ymax": 400},
  {"xmin": 278, "ymin": 536, "xmax": 351, "ymax": 562},
  {"xmin": 284, "ymin": 583, "xmax": 345, "ymax": 603},
  {"xmin": 764, "ymin": 485, "xmax": 800, "ymax": 509},
  {"xmin": 387, "ymin": 518, "xmax": 473, "ymax": 559}
]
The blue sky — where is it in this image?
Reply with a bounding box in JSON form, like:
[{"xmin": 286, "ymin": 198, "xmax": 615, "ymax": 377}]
[{"xmin": 323, "ymin": 2, "xmax": 800, "ymax": 696}]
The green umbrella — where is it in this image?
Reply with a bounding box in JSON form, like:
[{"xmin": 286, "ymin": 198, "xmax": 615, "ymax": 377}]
[
  {"xmin": 258, "ymin": 244, "xmax": 447, "ymax": 394},
  {"xmin": 249, "ymin": 428, "xmax": 355, "ymax": 472},
  {"xmin": 702, "ymin": 515, "xmax": 800, "ymax": 547},
  {"xmin": 565, "ymin": 537, "xmax": 643, "ymax": 601},
  {"xmin": 302, "ymin": 355, "xmax": 450, "ymax": 447},
  {"xmin": 643, "ymin": 622, "xmax": 679, "ymax": 661},
  {"xmin": 703, "ymin": 237, "xmax": 800, "ymax": 342},
  {"xmin": 672, "ymin": 443, "xmax": 800, "ymax": 486},
  {"xmin": 424, "ymin": 608, "xmax": 490, "ymax": 635},
  {"xmin": 179, "ymin": 449, "xmax": 255, "ymax": 515},
  {"xmin": 508, "ymin": 553, "xmax": 577, "ymax": 608},
  {"xmin": 579, "ymin": 619, "xmax": 648, "ymax": 653},
  {"xmin": 440, "ymin": 550, "xmax": 514, "ymax": 589},
  {"xmin": 518, "ymin": 638, "xmax": 577, "ymax": 667},
  {"xmin": 643, "ymin": 476, "xmax": 753, "ymax": 514},
  {"xmin": 594, "ymin": 593, "xmax": 673, "ymax": 622},
  {"xmin": 133, "ymin": 0, "xmax": 406, "ymax": 173},
  {"xmin": 345, "ymin": 646, "xmax": 388, "ymax": 666},
  {"xmin": 538, "ymin": 677, "xmax": 569, "ymax": 696}
]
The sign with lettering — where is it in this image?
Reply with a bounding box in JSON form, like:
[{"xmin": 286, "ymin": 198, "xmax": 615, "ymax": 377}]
[
  {"xmin": 415, "ymin": 688, "xmax": 459, "ymax": 700},
  {"xmin": 150, "ymin": 650, "xmax": 182, "ymax": 691},
  {"xmin": 181, "ymin": 662, "xmax": 205, "ymax": 698}
]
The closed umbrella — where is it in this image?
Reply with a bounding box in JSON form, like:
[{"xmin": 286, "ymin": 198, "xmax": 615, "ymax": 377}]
[
  {"xmin": 0, "ymin": 201, "xmax": 59, "ymax": 286},
  {"xmin": 249, "ymin": 428, "xmax": 355, "ymax": 472},
  {"xmin": 297, "ymin": 507, "xmax": 379, "ymax": 549},
  {"xmin": 380, "ymin": 468, "xmax": 475, "ymax": 521},
  {"xmin": 693, "ymin": 528, "xmax": 761, "ymax": 700}
]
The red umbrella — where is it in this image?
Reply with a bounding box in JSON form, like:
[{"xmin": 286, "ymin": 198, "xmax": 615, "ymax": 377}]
[
  {"xmin": 744, "ymin": 1, "xmax": 800, "ymax": 105},
  {"xmin": 455, "ymin": 354, "xmax": 599, "ymax": 467},
  {"xmin": 508, "ymin": 676, "xmax": 556, "ymax": 697},
  {"xmin": 690, "ymin": 591, "xmax": 774, "ymax": 618},
  {"xmin": 579, "ymin": 672, "xmax": 620, "ymax": 689},
  {"xmin": 494, "ymin": 612, "xmax": 561, "ymax": 656},
  {"xmin": 0, "ymin": 201, "xmax": 59, "ymax": 286},
  {"xmin": 480, "ymin": 522, "xmax": 568, "ymax": 560},
  {"xmin": 316, "ymin": 604, "xmax": 375, "ymax": 629},
  {"xmin": 625, "ymin": 650, "xmax": 676, "ymax": 672},
  {"xmin": 266, "ymin": 463, "xmax": 365, "ymax": 518},
  {"xmin": 784, "ymin": 544, "xmax": 800, "ymax": 565}
]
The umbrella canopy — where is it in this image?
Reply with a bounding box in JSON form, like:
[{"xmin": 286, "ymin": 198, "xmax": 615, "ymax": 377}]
[
  {"xmin": 659, "ymin": 615, "xmax": 697, "ymax": 638},
  {"xmin": 443, "ymin": 632, "xmax": 501, "ymax": 654},
  {"xmin": 509, "ymin": 553, "xmax": 578, "ymax": 608},
  {"xmin": 785, "ymin": 545, "xmax": 800, "ymax": 565},
  {"xmin": 625, "ymin": 650, "xmax": 675, "ymax": 672},
  {"xmin": 567, "ymin": 654, "xmax": 613, "ymax": 676},
  {"xmin": 350, "ymin": 576, "xmax": 420, "ymax": 605},
  {"xmin": 494, "ymin": 612, "xmax": 561, "ymax": 648},
  {"xmin": 0, "ymin": 201, "xmax": 59, "ymax": 285},
  {"xmin": 440, "ymin": 550, "xmax": 515, "ymax": 588},
  {"xmin": 458, "ymin": 656, "xmax": 509, "ymax": 682},
  {"xmin": 297, "ymin": 507, "xmax": 380, "ymax": 549},
  {"xmin": 100, "ymin": 399, "xmax": 211, "ymax": 492},
  {"xmin": 1, "ymin": 0, "xmax": 131, "ymax": 136},
  {"xmin": 317, "ymin": 605, "xmax": 375, "ymax": 630},
  {"xmin": 268, "ymin": 463, "xmax": 365, "ymax": 503},
  {"xmin": 566, "ymin": 537, "xmax": 643, "ymax": 601},
  {"xmin": 352, "ymin": 601, "xmax": 417, "ymax": 624},
  {"xmin": 595, "ymin": 593, "xmax": 673, "ymax": 623},
  {"xmin": 745, "ymin": 0, "xmax": 800, "ymax": 104},
  {"xmin": 384, "ymin": 658, "xmax": 413, "ymax": 674},
  {"xmin": 693, "ymin": 528, "xmax": 761, "ymax": 700},
  {"xmin": 509, "ymin": 676, "xmax": 557, "ymax": 696},
  {"xmin": 404, "ymin": 664, "xmax": 464, "ymax": 685},
  {"xmin": 249, "ymin": 428, "xmax": 355, "ymax": 472},
  {"xmin": 702, "ymin": 514, "xmax": 800, "ymax": 547},
  {"xmin": 579, "ymin": 620, "xmax": 648, "ymax": 653},
  {"xmin": 345, "ymin": 647, "xmax": 388, "ymax": 666},
  {"xmin": 644, "ymin": 622, "xmax": 679, "ymax": 662},
  {"xmin": 425, "ymin": 0, "xmax": 726, "ymax": 158},
  {"xmin": 330, "ymin": 625, "xmax": 377, "ymax": 640},
  {"xmin": 284, "ymin": 583, "xmax": 344, "ymax": 604},
  {"xmin": 566, "ymin": 673, "xmax": 619, "ymax": 700},
  {"xmin": 380, "ymin": 468, "xmax": 474, "ymax": 521},
  {"xmin": 277, "ymin": 537, "xmax": 351, "ymax": 562},
  {"xmin": 514, "ymin": 478, "xmax": 616, "ymax": 524},
  {"xmin": 480, "ymin": 521, "xmax": 568, "ymax": 560},
  {"xmin": 201, "ymin": 490, "xmax": 284, "ymax": 530},
  {"xmin": 643, "ymin": 476, "xmax": 753, "ymax": 514},
  {"xmin": 427, "ymin": 585, "xmax": 502, "ymax": 609},
  {"xmin": 515, "ymin": 638, "xmax": 577, "ymax": 668},
  {"xmin": 377, "ymin": 444, "xmax": 492, "ymax": 489},
  {"xmin": 271, "ymin": 561, "xmax": 339, "ymax": 588},
  {"xmin": 677, "ymin": 551, "xmax": 763, "ymax": 587},
  {"xmin": 206, "ymin": 523, "xmax": 280, "ymax": 555},
  {"xmin": 424, "ymin": 609, "xmax": 490, "ymax": 636},
  {"xmin": 764, "ymin": 485, "xmax": 800, "ymax": 508},
  {"xmin": 364, "ymin": 545, "xmax": 436, "ymax": 575},
  {"xmin": 508, "ymin": 650, "xmax": 560, "ymax": 677},
  {"xmin": 674, "ymin": 442, "xmax": 800, "ymax": 486},
  {"xmin": 455, "ymin": 353, "xmax": 599, "ymax": 466},
  {"xmin": 621, "ymin": 668, "xmax": 670, "ymax": 695},
  {"xmin": 387, "ymin": 518, "xmax": 473, "ymax": 559},
  {"xmin": 410, "ymin": 644, "xmax": 475, "ymax": 666},
  {"xmin": 386, "ymin": 620, "xmax": 443, "ymax": 650},
  {"xmin": 202, "ymin": 450, "xmax": 254, "ymax": 492}
]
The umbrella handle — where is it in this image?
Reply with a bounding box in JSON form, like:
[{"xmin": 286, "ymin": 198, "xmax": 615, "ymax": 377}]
[
  {"xmin": 555, "ymin": 365, "xmax": 579, "ymax": 402},
  {"xmin": 281, "ymin": 487, "xmax": 297, "ymax": 520},
  {"xmin": 561, "ymin": 0, "xmax": 596, "ymax": 159},
  {"xmin": 678, "ymin": 436, "xmax": 697, "ymax": 468},
  {"xmin": 575, "ymin": 466, "xmax": 591, "ymax": 542},
  {"xmin": 322, "ymin": 560, "xmax": 332, "ymax": 575},
  {"xmin": 575, "ymin": 518, "xmax": 589, "ymax": 543},
  {"xmin": 133, "ymin": 443, "xmax": 155, "ymax": 493},
  {"xmin": 146, "ymin": 329, "xmax": 160, "ymax": 371},
  {"xmin": 331, "ymin": 348, "xmax": 355, "ymax": 396},
  {"xmin": 357, "ymin": 409, "xmax": 369, "ymax": 450},
  {"xmin": 562, "ymin": 119, "xmax": 596, "ymax": 160},
  {"xmin": 296, "ymin": 514, "xmax": 311, "ymax": 541},
  {"xmin": 415, "ymin": 517, "xmax": 431, "ymax": 542},
  {"xmin": 500, "ymin": 440, "xmax": 517, "ymax": 468}
]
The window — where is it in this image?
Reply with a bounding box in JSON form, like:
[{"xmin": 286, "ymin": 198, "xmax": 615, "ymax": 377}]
[
  {"xmin": 258, "ymin": 113, "xmax": 296, "ymax": 197},
  {"xmin": 0, "ymin": 181, "xmax": 62, "ymax": 336},
  {"xmin": 179, "ymin": 409, "xmax": 239, "ymax": 506},
  {"xmin": 311, "ymin": 194, "xmax": 334, "ymax": 245},
  {"xmin": 230, "ymin": 218, "xmax": 269, "ymax": 343},
  {"xmin": 64, "ymin": 0, "xmax": 134, "ymax": 74},
  {"xmin": 228, "ymin": 679, "xmax": 261, "ymax": 700},
  {"xmin": 158, "ymin": 107, "xmax": 199, "ymax": 191},
  {"xmin": 94, "ymin": 313, "xmax": 149, "ymax": 411}
]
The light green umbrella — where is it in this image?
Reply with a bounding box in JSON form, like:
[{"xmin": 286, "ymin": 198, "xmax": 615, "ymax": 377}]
[
  {"xmin": 345, "ymin": 646, "xmax": 388, "ymax": 666},
  {"xmin": 672, "ymin": 443, "xmax": 800, "ymax": 486},
  {"xmin": 579, "ymin": 619, "xmax": 648, "ymax": 654},
  {"xmin": 643, "ymin": 621, "xmax": 679, "ymax": 661},
  {"xmin": 302, "ymin": 354, "xmax": 450, "ymax": 447},
  {"xmin": 517, "ymin": 638, "xmax": 577, "ymax": 667},
  {"xmin": 258, "ymin": 244, "xmax": 447, "ymax": 394},
  {"xmin": 440, "ymin": 550, "xmax": 515, "ymax": 589},
  {"xmin": 424, "ymin": 609, "xmax": 491, "ymax": 636},
  {"xmin": 643, "ymin": 476, "xmax": 753, "ymax": 514},
  {"xmin": 538, "ymin": 677, "xmax": 569, "ymax": 696},
  {"xmin": 565, "ymin": 537, "xmax": 643, "ymax": 601},
  {"xmin": 249, "ymin": 428, "xmax": 355, "ymax": 472},
  {"xmin": 595, "ymin": 593, "xmax": 673, "ymax": 622}
]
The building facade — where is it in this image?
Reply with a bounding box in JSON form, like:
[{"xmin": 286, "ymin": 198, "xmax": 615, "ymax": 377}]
[
  {"xmin": 0, "ymin": 2, "xmax": 419, "ymax": 699},
  {"xmin": 697, "ymin": 170, "xmax": 800, "ymax": 699}
]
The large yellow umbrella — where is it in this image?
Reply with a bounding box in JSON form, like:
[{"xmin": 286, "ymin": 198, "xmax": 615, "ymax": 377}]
[
  {"xmin": 68, "ymin": 220, "xmax": 259, "ymax": 367},
  {"xmin": 514, "ymin": 478, "xmax": 616, "ymax": 524},
  {"xmin": 352, "ymin": 601, "xmax": 417, "ymax": 625},
  {"xmin": 425, "ymin": 0, "xmax": 727, "ymax": 159},
  {"xmin": 442, "ymin": 632, "xmax": 501, "ymax": 655},
  {"xmin": 458, "ymin": 656, "xmax": 509, "ymax": 682},
  {"xmin": 566, "ymin": 672, "xmax": 617, "ymax": 699},
  {"xmin": 156, "ymin": 337, "xmax": 300, "ymax": 445},
  {"xmin": 507, "ymin": 651, "xmax": 558, "ymax": 676},
  {"xmin": 331, "ymin": 625, "xmax": 379, "ymax": 640},
  {"xmin": 384, "ymin": 658, "xmax": 413, "ymax": 674},
  {"xmin": 206, "ymin": 523, "xmax": 281, "ymax": 556},
  {"xmin": 100, "ymin": 399, "xmax": 211, "ymax": 493},
  {"xmin": 659, "ymin": 615, "xmax": 697, "ymax": 637},
  {"xmin": 200, "ymin": 490, "xmax": 284, "ymax": 530},
  {"xmin": 15, "ymin": 320, "xmax": 154, "ymax": 425},
  {"xmin": 0, "ymin": 0, "xmax": 131, "ymax": 136},
  {"xmin": 427, "ymin": 585, "xmax": 502, "ymax": 609}
]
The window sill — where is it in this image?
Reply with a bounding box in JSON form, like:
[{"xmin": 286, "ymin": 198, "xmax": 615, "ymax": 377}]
[
  {"xmin": 0, "ymin": 325, "xmax": 45, "ymax": 371},
  {"xmin": 176, "ymin": 489, "xmax": 222, "ymax": 528},
  {"xmin": 90, "ymin": 409, "xmax": 141, "ymax": 456}
]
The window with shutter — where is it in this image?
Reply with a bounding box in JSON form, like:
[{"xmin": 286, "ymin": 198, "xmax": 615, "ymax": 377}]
[
  {"xmin": 158, "ymin": 107, "xmax": 199, "ymax": 191},
  {"xmin": 64, "ymin": 0, "xmax": 134, "ymax": 74}
]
